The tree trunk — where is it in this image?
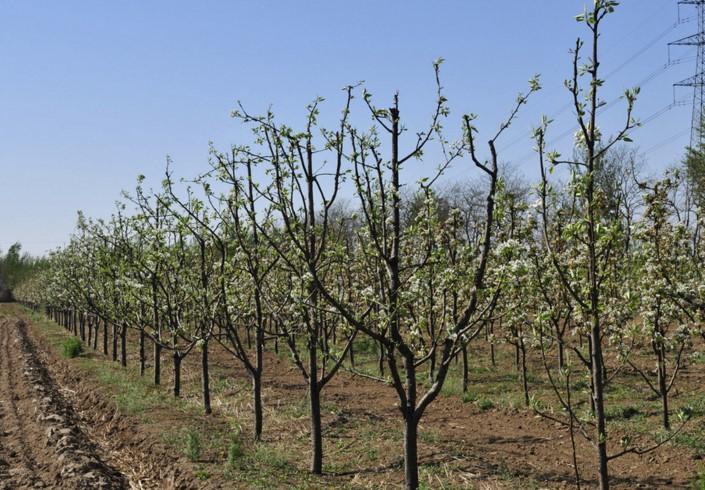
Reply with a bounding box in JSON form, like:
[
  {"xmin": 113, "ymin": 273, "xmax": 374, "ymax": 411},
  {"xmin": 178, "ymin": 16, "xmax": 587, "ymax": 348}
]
[
  {"xmin": 120, "ymin": 326, "xmax": 127, "ymax": 367},
  {"xmin": 254, "ymin": 310, "xmax": 265, "ymax": 440},
  {"xmin": 103, "ymin": 318, "xmax": 108, "ymax": 355},
  {"xmin": 657, "ymin": 349, "xmax": 670, "ymax": 430},
  {"xmin": 462, "ymin": 345, "xmax": 469, "ymax": 394},
  {"xmin": 401, "ymin": 349, "xmax": 419, "ymax": 490},
  {"xmin": 403, "ymin": 412, "xmax": 419, "ymax": 490},
  {"xmin": 309, "ymin": 383, "xmax": 323, "ymax": 474},
  {"xmin": 154, "ymin": 341, "xmax": 161, "ymax": 385},
  {"xmin": 139, "ymin": 329, "xmax": 145, "ymax": 376},
  {"xmin": 427, "ymin": 352, "xmax": 434, "ymax": 383},
  {"xmin": 586, "ymin": 12, "xmax": 609, "ymax": 488},
  {"xmin": 591, "ymin": 319, "xmax": 609, "ymax": 490},
  {"xmin": 253, "ymin": 374, "xmax": 263, "ymax": 440},
  {"xmin": 309, "ymin": 336, "xmax": 323, "ymax": 474},
  {"xmin": 173, "ymin": 352, "xmax": 182, "ymax": 397},
  {"xmin": 520, "ymin": 338, "xmax": 529, "ymax": 407},
  {"xmin": 112, "ymin": 322, "xmax": 118, "ymax": 362},
  {"xmin": 201, "ymin": 340, "xmax": 212, "ymax": 415},
  {"xmin": 274, "ymin": 319, "xmax": 280, "ymax": 355}
]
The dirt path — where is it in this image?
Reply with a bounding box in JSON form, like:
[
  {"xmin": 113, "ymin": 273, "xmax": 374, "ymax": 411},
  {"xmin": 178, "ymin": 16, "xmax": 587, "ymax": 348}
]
[{"xmin": 0, "ymin": 317, "xmax": 126, "ymax": 489}]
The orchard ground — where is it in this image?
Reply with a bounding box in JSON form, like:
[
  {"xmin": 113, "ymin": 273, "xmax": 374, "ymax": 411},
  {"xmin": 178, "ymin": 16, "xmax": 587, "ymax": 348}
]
[{"xmin": 0, "ymin": 303, "xmax": 703, "ymax": 488}]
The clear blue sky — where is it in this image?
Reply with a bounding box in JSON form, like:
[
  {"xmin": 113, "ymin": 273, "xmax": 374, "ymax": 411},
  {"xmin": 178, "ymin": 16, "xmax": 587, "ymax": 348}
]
[{"xmin": 0, "ymin": 1, "xmax": 696, "ymax": 255}]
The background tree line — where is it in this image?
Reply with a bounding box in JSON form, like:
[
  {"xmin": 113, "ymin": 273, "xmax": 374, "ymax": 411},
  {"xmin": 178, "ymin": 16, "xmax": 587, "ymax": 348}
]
[{"xmin": 0, "ymin": 242, "xmax": 48, "ymax": 301}]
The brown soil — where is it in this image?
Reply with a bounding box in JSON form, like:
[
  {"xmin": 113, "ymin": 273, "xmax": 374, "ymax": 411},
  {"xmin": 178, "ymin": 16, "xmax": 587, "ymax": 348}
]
[
  {"xmin": 0, "ymin": 317, "xmax": 125, "ymax": 488},
  {"xmin": 1, "ymin": 306, "xmax": 700, "ymax": 488},
  {"xmin": 144, "ymin": 329, "xmax": 700, "ymax": 488},
  {"xmin": 229, "ymin": 358, "xmax": 693, "ymax": 488},
  {"xmin": 0, "ymin": 315, "xmax": 200, "ymax": 489}
]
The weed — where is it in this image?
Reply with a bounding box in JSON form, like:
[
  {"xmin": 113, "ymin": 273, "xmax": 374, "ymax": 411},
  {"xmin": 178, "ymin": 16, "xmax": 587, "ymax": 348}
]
[
  {"xmin": 676, "ymin": 431, "xmax": 705, "ymax": 457},
  {"xmin": 185, "ymin": 430, "xmax": 202, "ymax": 462},
  {"xmin": 282, "ymin": 395, "xmax": 309, "ymax": 419},
  {"xmin": 90, "ymin": 362, "xmax": 175, "ymax": 416},
  {"xmin": 692, "ymin": 466, "xmax": 705, "ymax": 490},
  {"xmin": 497, "ymin": 462, "xmax": 514, "ymax": 480},
  {"xmin": 478, "ymin": 398, "xmax": 494, "ymax": 411},
  {"xmin": 194, "ymin": 469, "xmax": 210, "ymax": 481},
  {"xmin": 606, "ymin": 405, "xmax": 642, "ymax": 421},
  {"xmin": 679, "ymin": 406, "xmax": 695, "ymax": 421},
  {"xmin": 419, "ymin": 429, "xmax": 439, "ymax": 444},
  {"xmin": 462, "ymin": 392, "xmax": 478, "ymax": 404},
  {"xmin": 621, "ymin": 406, "xmax": 641, "ymax": 419},
  {"xmin": 253, "ymin": 444, "xmax": 289, "ymax": 469},
  {"xmin": 572, "ymin": 380, "xmax": 589, "ymax": 391},
  {"xmin": 227, "ymin": 438, "xmax": 244, "ymax": 469},
  {"xmin": 61, "ymin": 337, "xmax": 83, "ymax": 358}
]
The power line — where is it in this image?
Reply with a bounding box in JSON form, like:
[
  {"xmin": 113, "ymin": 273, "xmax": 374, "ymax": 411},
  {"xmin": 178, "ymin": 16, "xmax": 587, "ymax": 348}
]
[
  {"xmin": 604, "ymin": 22, "xmax": 679, "ymax": 81},
  {"xmin": 640, "ymin": 100, "xmax": 688, "ymax": 126},
  {"xmin": 512, "ymin": 100, "xmax": 687, "ymax": 165},
  {"xmin": 642, "ymin": 128, "xmax": 690, "ymax": 154},
  {"xmin": 504, "ymin": 4, "xmax": 697, "ymax": 166},
  {"xmin": 510, "ymin": 66, "xmax": 679, "ymax": 163},
  {"xmin": 500, "ymin": 11, "xmax": 681, "ymax": 153}
]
